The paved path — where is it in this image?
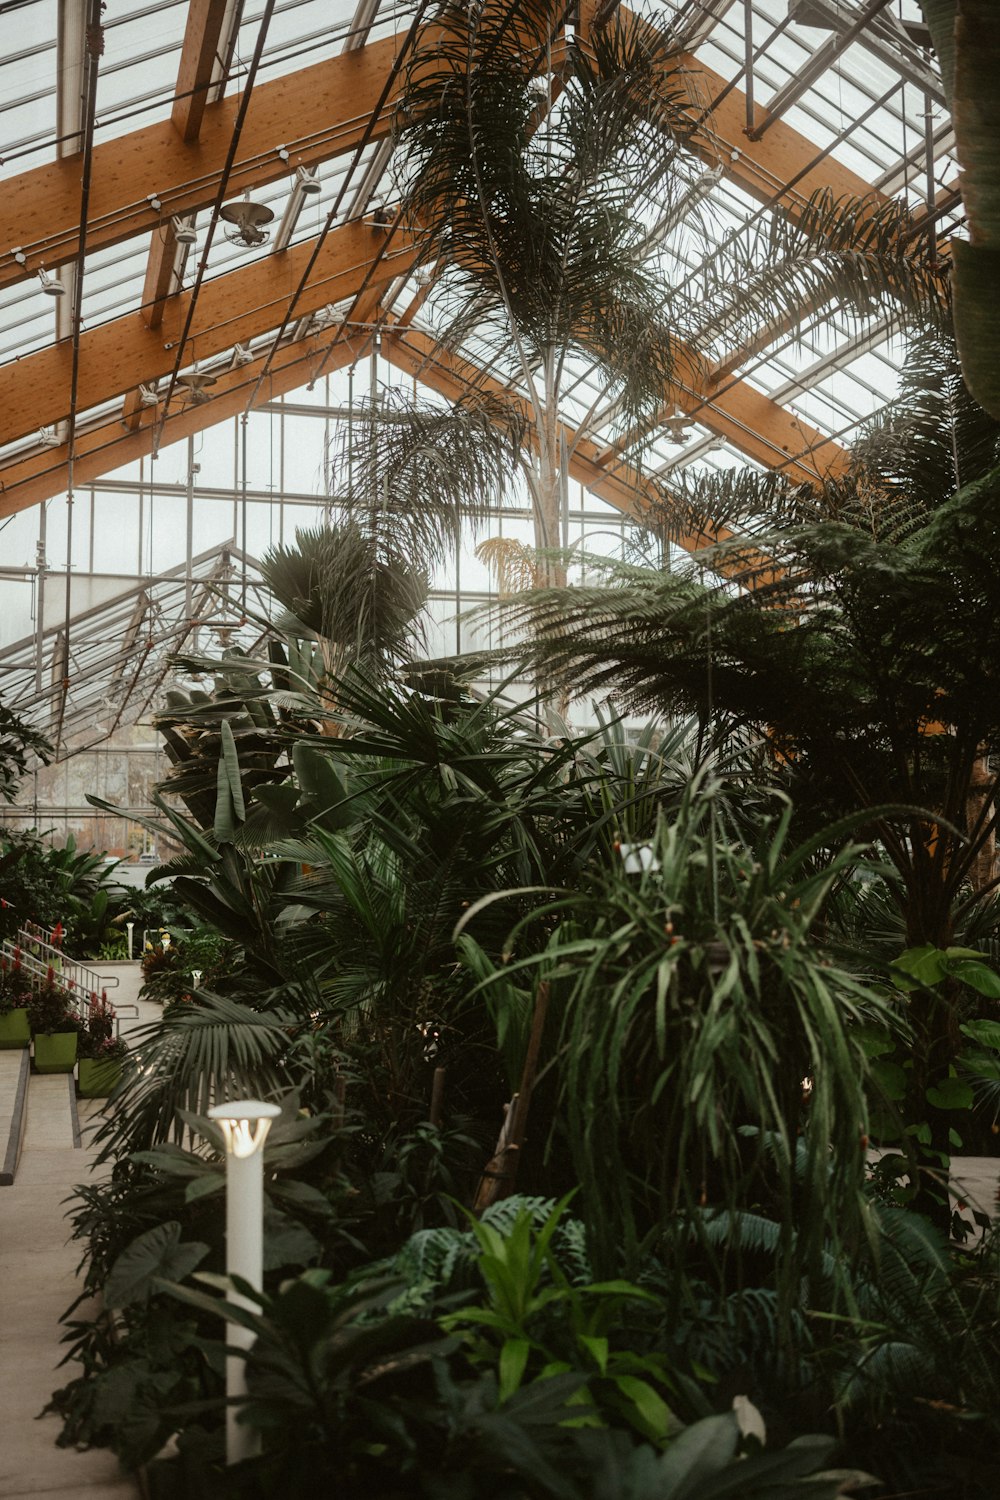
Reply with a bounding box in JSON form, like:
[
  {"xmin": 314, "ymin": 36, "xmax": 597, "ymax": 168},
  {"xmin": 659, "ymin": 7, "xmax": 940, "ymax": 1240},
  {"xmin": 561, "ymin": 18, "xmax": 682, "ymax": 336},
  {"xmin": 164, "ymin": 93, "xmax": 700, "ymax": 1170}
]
[{"xmin": 0, "ymin": 962, "xmax": 146, "ymax": 1500}]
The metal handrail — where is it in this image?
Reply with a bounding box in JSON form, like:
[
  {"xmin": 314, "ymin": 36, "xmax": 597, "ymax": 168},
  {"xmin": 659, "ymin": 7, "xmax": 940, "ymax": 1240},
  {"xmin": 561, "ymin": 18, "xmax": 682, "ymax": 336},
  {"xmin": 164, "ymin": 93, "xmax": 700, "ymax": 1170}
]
[
  {"xmin": 16, "ymin": 924, "xmax": 119, "ymax": 996},
  {"xmin": 1, "ymin": 941, "xmax": 88, "ymax": 1020},
  {"xmin": 1, "ymin": 940, "xmax": 139, "ymax": 1029}
]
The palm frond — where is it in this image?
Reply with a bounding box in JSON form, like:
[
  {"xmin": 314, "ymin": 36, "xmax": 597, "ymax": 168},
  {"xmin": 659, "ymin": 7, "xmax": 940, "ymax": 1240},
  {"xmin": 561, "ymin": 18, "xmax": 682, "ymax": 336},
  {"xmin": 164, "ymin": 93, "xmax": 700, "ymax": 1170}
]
[
  {"xmin": 89, "ymin": 995, "xmax": 293, "ymax": 1161},
  {"xmin": 327, "ymin": 390, "xmax": 525, "ymax": 567},
  {"xmin": 688, "ymin": 189, "xmax": 951, "ymax": 360}
]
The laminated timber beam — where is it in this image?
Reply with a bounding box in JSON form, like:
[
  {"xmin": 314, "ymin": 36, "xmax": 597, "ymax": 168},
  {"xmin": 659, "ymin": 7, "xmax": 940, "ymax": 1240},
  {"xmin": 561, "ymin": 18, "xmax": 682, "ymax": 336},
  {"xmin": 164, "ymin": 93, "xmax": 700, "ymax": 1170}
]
[
  {"xmin": 0, "ymin": 33, "xmax": 404, "ymax": 292},
  {"xmin": 139, "ymin": 1, "xmax": 242, "ymax": 338},
  {"xmin": 0, "ymin": 220, "xmax": 418, "ymax": 447},
  {"xmin": 1, "ymin": 12, "xmax": 890, "ymax": 297},
  {"xmin": 172, "ymin": 0, "xmax": 235, "ymax": 144},
  {"xmin": 0, "ymin": 327, "xmax": 370, "ymax": 520}
]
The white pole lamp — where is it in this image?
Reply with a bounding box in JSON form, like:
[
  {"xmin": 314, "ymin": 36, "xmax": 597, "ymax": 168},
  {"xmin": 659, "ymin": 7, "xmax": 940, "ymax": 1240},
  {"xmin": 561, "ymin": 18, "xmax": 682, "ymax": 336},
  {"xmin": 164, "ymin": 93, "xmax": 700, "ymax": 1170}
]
[
  {"xmin": 207, "ymin": 1100, "xmax": 282, "ymax": 1464},
  {"xmin": 191, "ymin": 969, "xmax": 203, "ymax": 989},
  {"xmin": 126, "ymin": 922, "xmax": 135, "ymax": 960}
]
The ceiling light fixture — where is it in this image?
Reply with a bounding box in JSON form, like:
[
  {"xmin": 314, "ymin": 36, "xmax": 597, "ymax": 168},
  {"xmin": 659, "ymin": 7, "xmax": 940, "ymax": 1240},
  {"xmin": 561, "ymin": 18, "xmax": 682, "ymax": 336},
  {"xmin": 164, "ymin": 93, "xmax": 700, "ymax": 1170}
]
[
  {"xmin": 38, "ymin": 426, "xmax": 62, "ymax": 448},
  {"xmin": 171, "ymin": 215, "xmax": 197, "ymax": 246},
  {"xmin": 138, "ymin": 383, "xmax": 160, "ymax": 407},
  {"xmin": 220, "ymin": 192, "xmax": 275, "ymax": 248},
  {"xmin": 175, "ymin": 368, "xmax": 217, "ymax": 404},
  {"xmin": 664, "ymin": 406, "xmax": 691, "ymax": 444},
  {"xmin": 229, "ymin": 343, "xmax": 254, "ymax": 369},
  {"xmin": 38, "ymin": 267, "xmax": 66, "ymax": 298},
  {"xmin": 272, "ymin": 167, "xmax": 322, "ymax": 254}
]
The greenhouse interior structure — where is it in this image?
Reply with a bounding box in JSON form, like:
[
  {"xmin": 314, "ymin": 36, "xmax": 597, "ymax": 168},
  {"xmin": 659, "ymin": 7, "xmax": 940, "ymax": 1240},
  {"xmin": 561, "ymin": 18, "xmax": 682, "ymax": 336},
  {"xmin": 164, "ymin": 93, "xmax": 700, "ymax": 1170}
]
[{"xmin": 1, "ymin": 0, "xmax": 999, "ymax": 1496}]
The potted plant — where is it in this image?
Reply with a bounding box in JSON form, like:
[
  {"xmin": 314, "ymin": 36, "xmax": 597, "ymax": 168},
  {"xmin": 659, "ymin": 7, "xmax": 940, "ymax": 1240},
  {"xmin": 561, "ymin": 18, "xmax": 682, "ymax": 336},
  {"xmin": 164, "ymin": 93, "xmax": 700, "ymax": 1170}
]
[
  {"xmin": 29, "ymin": 967, "xmax": 82, "ymax": 1073},
  {"xmin": 0, "ymin": 949, "xmax": 31, "ymax": 1048},
  {"xmin": 77, "ymin": 991, "xmax": 128, "ymax": 1098}
]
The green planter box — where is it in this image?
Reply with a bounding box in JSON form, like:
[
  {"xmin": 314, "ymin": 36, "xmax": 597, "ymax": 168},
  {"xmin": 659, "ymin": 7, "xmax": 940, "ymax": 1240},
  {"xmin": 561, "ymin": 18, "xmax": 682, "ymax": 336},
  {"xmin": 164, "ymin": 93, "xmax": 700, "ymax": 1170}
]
[
  {"xmin": 0, "ymin": 1008, "xmax": 30, "ymax": 1049},
  {"xmin": 34, "ymin": 1031, "xmax": 78, "ymax": 1073},
  {"xmin": 77, "ymin": 1058, "xmax": 123, "ymax": 1098}
]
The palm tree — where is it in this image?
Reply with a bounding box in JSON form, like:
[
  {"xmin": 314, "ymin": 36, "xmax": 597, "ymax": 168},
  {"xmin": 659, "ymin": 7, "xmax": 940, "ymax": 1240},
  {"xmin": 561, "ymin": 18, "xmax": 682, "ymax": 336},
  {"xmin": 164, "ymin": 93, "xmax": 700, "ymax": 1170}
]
[
  {"xmin": 486, "ymin": 329, "xmax": 1000, "ymax": 1222},
  {"xmin": 331, "ymin": 0, "xmax": 949, "ymax": 606},
  {"xmin": 259, "ymin": 522, "xmax": 429, "ymax": 725}
]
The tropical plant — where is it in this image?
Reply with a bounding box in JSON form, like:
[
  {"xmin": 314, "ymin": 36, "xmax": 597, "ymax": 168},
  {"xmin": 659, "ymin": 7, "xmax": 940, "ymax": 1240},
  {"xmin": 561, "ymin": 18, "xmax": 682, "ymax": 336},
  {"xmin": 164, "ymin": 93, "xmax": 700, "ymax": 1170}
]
[
  {"xmin": 487, "ymin": 329, "xmax": 1000, "ymax": 1222},
  {"xmin": 260, "ymin": 522, "xmax": 429, "ymax": 698},
  {"xmin": 0, "ymin": 691, "xmax": 51, "ymax": 805},
  {"xmin": 458, "ymin": 778, "xmax": 897, "ymax": 1297},
  {"xmin": 150, "ymin": 1207, "xmax": 875, "ymax": 1500}
]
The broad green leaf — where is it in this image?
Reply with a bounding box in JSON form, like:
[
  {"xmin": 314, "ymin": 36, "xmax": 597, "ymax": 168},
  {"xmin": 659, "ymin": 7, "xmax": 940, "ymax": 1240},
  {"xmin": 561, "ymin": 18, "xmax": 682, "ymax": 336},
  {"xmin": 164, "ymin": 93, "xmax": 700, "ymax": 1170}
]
[
  {"xmin": 855, "ymin": 1025, "xmax": 895, "ymax": 1059},
  {"xmin": 961, "ymin": 1018, "xmax": 1000, "ymax": 1050},
  {"xmin": 891, "ymin": 945, "xmax": 947, "ymax": 988},
  {"xmin": 951, "ymin": 960, "xmax": 1000, "ymax": 998},
  {"xmin": 499, "ymin": 1337, "xmax": 532, "ymax": 1403},
  {"xmin": 578, "ymin": 1334, "xmax": 608, "ymax": 1374},
  {"xmin": 871, "ymin": 1059, "xmax": 908, "ymax": 1102},
  {"xmin": 614, "ymin": 1374, "xmax": 673, "ymax": 1442},
  {"xmin": 184, "ymin": 1174, "xmax": 224, "ymax": 1204},
  {"xmin": 926, "ymin": 1078, "xmax": 974, "ymax": 1110},
  {"xmin": 656, "ymin": 1411, "xmax": 739, "ymax": 1494},
  {"xmin": 105, "ymin": 1222, "xmax": 210, "ymax": 1309},
  {"xmin": 220, "ymin": 717, "xmax": 246, "ymax": 821}
]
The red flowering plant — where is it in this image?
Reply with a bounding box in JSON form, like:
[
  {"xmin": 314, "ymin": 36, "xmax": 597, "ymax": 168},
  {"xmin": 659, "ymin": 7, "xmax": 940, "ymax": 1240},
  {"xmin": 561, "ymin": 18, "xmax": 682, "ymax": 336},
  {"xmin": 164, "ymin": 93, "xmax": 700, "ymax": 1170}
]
[
  {"xmin": 27, "ymin": 965, "xmax": 83, "ymax": 1037},
  {"xmin": 0, "ymin": 948, "xmax": 31, "ymax": 1015},
  {"xmin": 77, "ymin": 990, "xmax": 127, "ymax": 1061}
]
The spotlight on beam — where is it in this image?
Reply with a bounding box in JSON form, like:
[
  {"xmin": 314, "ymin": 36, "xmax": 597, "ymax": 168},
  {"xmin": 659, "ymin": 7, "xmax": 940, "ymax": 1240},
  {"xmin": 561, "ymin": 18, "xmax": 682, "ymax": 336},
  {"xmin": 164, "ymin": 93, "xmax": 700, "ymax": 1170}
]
[
  {"xmin": 171, "ymin": 215, "xmax": 197, "ymax": 246},
  {"xmin": 38, "ymin": 267, "xmax": 65, "ymax": 298},
  {"xmin": 272, "ymin": 168, "xmax": 322, "ymax": 254}
]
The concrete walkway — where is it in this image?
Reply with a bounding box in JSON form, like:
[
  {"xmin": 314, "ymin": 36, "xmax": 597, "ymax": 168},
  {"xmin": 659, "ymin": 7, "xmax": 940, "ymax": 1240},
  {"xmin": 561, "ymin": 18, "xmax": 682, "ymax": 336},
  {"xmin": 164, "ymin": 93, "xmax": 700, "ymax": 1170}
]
[{"xmin": 0, "ymin": 962, "xmax": 148, "ymax": 1500}]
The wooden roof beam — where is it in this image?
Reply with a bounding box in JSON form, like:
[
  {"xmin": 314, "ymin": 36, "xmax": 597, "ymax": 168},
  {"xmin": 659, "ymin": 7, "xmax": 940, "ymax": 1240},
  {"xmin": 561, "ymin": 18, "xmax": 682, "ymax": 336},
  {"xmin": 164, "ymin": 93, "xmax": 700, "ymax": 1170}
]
[
  {"xmin": 0, "ymin": 328, "xmax": 370, "ymax": 519},
  {"xmin": 0, "ymin": 34, "xmax": 403, "ymax": 292},
  {"xmin": 2, "ymin": 11, "xmax": 895, "ymax": 299},
  {"xmin": 0, "ymin": 219, "xmax": 419, "ymax": 446},
  {"xmin": 172, "ymin": 0, "xmax": 235, "ymax": 144}
]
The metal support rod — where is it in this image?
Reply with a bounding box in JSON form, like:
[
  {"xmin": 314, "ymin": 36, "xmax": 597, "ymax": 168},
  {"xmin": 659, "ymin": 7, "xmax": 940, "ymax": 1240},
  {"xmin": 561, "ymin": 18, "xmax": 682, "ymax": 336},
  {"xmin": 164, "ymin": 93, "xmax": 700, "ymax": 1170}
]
[
  {"xmin": 743, "ymin": 0, "xmax": 755, "ymax": 137},
  {"xmin": 747, "ymin": 0, "xmax": 894, "ymax": 141},
  {"xmin": 185, "ymin": 435, "xmax": 195, "ymax": 620},
  {"xmin": 923, "ymin": 88, "xmax": 937, "ymax": 263}
]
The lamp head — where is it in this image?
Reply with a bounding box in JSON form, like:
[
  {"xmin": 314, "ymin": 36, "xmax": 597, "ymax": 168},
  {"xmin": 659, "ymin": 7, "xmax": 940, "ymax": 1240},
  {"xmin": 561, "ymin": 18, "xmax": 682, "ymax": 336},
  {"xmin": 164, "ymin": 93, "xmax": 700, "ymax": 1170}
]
[
  {"xmin": 295, "ymin": 166, "xmax": 321, "ymax": 197},
  {"xmin": 171, "ymin": 215, "xmax": 198, "ymax": 247},
  {"xmin": 208, "ymin": 1100, "xmax": 282, "ymax": 1158},
  {"xmin": 38, "ymin": 267, "xmax": 65, "ymax": 297}
]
